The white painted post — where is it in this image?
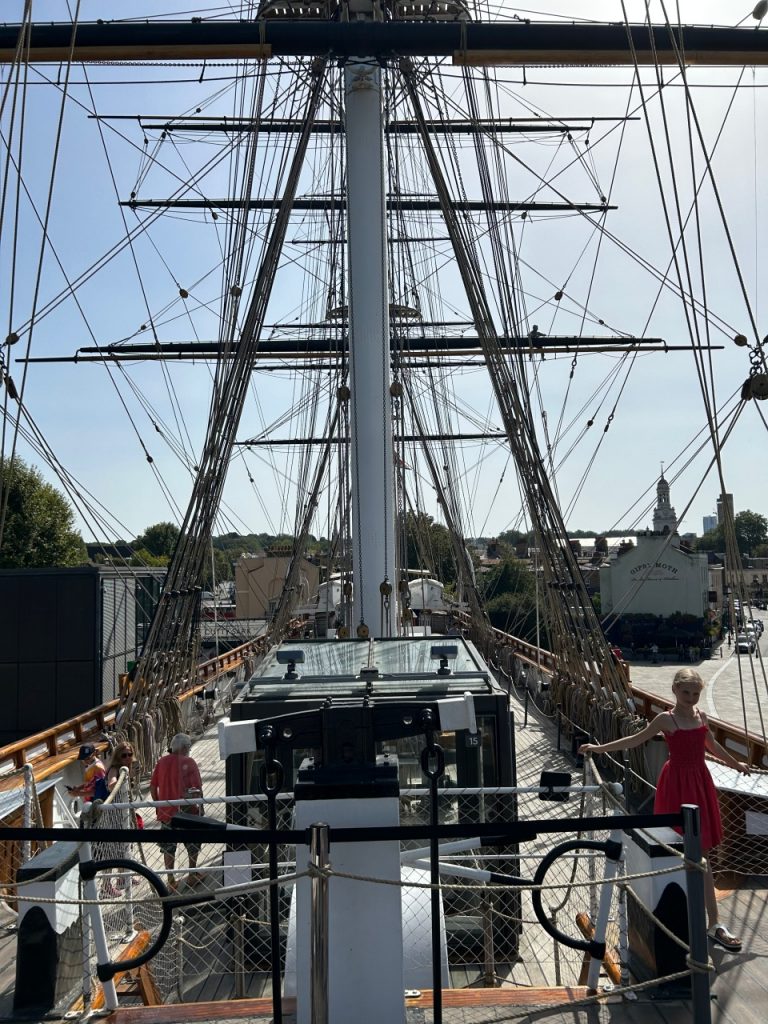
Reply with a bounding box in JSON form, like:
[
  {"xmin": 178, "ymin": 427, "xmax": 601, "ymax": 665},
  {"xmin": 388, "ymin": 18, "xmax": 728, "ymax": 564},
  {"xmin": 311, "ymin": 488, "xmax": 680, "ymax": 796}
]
[
  {"xmin": 21, "ymin": 764, "xmax": 33, "ymax": 864},
  {"xmin": 587, "ymin": 826, "xmax": 623, "ymax": 990},
  {"xmin": 345, "ymin": 58, "xmax": 397, "ymax": 637},
  {"xmin": 78, "ymin": 840, "xmax": 118, "ymax": 1010}
]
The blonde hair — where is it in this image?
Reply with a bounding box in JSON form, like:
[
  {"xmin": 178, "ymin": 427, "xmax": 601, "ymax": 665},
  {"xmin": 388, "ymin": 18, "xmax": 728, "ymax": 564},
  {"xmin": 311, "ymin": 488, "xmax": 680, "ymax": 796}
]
[
  {"xmin": 107, "ymin": 741, "xmax": 134, "ymax": 771},
  {"xmin": 672, "ymin": 668, "xmax": 704, "ymax": 690}
]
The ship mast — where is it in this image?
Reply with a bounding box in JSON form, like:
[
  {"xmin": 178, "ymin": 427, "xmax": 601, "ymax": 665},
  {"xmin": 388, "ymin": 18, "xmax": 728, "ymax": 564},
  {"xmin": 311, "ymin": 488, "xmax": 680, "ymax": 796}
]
[
  {"xmin": 3, "ymin": 8, "xmax": 767, "ymax": 719},
  {"xmin": 344, "ymin": 33, "xmax": 396, "ymax": 637}
]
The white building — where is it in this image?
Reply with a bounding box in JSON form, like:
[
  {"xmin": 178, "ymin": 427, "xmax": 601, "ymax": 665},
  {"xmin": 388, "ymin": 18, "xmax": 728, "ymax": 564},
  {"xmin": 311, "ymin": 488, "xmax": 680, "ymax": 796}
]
[{"xmin": 600, "ymin": 476, "xmax": 709, "ymax": 618}]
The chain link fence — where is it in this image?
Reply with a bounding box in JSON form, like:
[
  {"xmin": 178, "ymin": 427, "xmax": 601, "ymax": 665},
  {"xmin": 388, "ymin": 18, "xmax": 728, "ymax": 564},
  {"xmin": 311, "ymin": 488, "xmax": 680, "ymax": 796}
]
[{"xmin": 61, "ymin": 784, "xmax": 622, "ymax": 1008}]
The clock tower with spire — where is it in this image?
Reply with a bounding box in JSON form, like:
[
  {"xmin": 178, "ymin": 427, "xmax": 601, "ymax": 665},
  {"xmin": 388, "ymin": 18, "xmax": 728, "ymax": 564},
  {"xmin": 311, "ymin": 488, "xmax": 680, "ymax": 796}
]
[{"xmin": 652, "ymin": 473, "xmax": 678, "ymax": 534}]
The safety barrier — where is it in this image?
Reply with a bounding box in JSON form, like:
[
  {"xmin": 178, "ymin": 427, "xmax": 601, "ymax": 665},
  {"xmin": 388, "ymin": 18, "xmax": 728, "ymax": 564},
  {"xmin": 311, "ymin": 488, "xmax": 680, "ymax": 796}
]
[{"xmin": 2, "ymin": 790, "xmax": 714, "ymax": 1024}]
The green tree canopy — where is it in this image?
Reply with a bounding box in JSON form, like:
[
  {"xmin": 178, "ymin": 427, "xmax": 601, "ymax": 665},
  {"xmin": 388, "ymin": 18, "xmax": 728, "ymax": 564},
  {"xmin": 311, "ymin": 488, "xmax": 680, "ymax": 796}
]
[
  {"xmin": 483, "ymin": 591, "xmax": 539, "ymax": 638},
  {"xmin": 129, "ymin": 547, "xmax": 170, "ymax": 568},
  {"xmin": 0, "ymin": 459, "xmax": 86, "ymax": 568},
  {"xmin": 734, "ymin": 510, "xmax": 768, "ymax": 555},
  {"xmin": 405, "ymin": 512, "xmax": 457, "ymax": 585},
  {"xmin": 696, "ymin": 510, "xmax": 767, "ymax": 556},
  {"xmin": 203, "ymin": 547, "xmax": 234, "ymax": 588},
  {"xmin": 133, "ymin": 521, "xmax": 180, "ymax": 559},
  {"xmin": 696, "ymin": 523, "xmax": 723, "ymax": 552},
  {"xmin": 481, "ymin": 556, "xmax": 535, "ymax": 600},
  {"xmin": 479, "ymin": 556, "xmax": 539, "ymax": 640},
  {"xmin": 497, "ymin": 529, "xmax": 527, "ymax": 548}
]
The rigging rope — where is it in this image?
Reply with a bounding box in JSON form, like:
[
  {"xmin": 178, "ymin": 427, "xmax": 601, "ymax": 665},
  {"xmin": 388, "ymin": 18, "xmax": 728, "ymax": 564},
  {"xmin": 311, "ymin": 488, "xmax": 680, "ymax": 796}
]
[{"xmin": 124, "ymin": 59, "xmax": 330, "ymax": 746}]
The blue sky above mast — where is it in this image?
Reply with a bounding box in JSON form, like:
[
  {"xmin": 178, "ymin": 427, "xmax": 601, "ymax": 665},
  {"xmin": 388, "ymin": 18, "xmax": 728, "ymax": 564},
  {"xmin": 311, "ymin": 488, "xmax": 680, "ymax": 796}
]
[{"xmin": 1, "ymin": 1, "xmax": 766, "ymax": 544}]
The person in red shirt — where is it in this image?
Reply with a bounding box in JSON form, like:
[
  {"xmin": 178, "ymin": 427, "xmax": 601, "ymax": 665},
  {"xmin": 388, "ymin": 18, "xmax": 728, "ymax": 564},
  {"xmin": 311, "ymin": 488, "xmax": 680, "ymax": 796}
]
[{"xmin": 150, "ymin": 733, "xmax": 203, "ymax": 889}]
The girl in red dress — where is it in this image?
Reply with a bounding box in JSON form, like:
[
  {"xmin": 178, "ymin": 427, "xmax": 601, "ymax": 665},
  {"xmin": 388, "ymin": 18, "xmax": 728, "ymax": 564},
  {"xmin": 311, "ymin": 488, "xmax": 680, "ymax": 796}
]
[{"xmin": 580, "ymin": 668, "xmax": 750, "ymax": 952}]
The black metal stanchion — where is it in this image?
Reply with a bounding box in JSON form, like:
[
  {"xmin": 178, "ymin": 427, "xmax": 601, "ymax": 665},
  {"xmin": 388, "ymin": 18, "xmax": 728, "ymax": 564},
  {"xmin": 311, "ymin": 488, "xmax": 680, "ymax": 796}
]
[
  {"xmin": 421, "ymin": 710, "xmax": 445, "ymax": 1024},
  {"xmin": 310, "ymin": 823, "xmax": 329, "ymax": 1024},
  {"xmin": 260, "ymin": 730, "xmax": 284, "ymax": 1024},
  {"xmin": 681, "ymin": 804, "xmax": 712, "ymax": 1024}
]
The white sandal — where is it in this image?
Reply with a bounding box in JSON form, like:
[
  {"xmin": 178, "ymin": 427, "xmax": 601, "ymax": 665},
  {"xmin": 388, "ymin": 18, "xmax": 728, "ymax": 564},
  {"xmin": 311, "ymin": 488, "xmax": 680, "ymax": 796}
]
[{"xmin": 707, "ymin": 925, "xmax": 742, "ymax": 951}]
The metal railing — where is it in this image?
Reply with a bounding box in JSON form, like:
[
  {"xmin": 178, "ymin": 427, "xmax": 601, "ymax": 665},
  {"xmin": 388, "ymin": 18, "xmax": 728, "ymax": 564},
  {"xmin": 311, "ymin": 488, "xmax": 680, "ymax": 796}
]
[{"xmin": 7, "ymin": 801, "xmax": 711, "ymax": 1024}]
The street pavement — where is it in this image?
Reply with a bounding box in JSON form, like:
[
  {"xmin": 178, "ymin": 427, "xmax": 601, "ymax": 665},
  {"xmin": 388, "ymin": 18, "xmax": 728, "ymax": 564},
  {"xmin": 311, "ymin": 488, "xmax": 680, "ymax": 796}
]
[{"xmin": 625, "ymin": 611, "xmax": 768, "ymax": 740}]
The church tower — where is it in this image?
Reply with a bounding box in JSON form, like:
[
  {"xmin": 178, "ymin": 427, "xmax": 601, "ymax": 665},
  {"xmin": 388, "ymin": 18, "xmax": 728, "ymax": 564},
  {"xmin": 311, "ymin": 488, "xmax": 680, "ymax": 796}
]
[{"xmin": 652, "ymin": 474, "xmax": 678, "ymax": 534}]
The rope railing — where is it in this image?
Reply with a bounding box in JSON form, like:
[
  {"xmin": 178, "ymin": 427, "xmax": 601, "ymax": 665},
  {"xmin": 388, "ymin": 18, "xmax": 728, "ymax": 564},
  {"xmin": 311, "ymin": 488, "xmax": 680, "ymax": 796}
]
[
  {"xmin": 487, "ymin": 624, "xmax": 768, "ymax": 771},
  {"xmin": 8, "ymin": 800, "xmax": 715, "ymax": 1015}
]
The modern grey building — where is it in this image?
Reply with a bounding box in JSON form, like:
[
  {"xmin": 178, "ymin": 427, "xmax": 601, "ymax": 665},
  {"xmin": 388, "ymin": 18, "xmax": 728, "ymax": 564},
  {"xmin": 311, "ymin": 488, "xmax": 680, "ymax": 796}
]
[
  {"xmin": 0, "ymin": 565, "xmax": 164, "ymax": 746},
  {"xmin": 717, "ymin": 493, "xmax": 735, "ymax": 525},
  {"xmin": 702, "ymin": 514, "xmax": 718, "ymax": 535}
]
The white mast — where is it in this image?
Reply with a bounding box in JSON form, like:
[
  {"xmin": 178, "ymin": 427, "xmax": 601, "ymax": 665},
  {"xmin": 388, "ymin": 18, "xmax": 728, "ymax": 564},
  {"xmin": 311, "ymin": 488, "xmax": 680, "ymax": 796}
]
[{"xmin": 345, "ymin": 50, "xmax": 397, "ymax": 637}]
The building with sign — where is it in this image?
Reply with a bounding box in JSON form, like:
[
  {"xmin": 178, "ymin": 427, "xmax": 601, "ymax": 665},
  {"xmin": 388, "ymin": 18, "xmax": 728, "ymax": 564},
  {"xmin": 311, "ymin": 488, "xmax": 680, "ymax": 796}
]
[{"xmin": 600, "ymin": 476, "xmax": 709, "ymax": 619}]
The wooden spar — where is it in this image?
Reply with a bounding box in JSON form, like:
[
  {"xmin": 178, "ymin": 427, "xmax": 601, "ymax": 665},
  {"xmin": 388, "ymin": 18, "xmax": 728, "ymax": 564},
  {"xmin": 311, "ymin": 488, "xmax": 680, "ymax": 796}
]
[
  {"xmin": 0, "ymin": 22, "xmax": 766, "ymax": 66},
  {"xmin": 575, "ymin": 912, "xmax": 622, "ymax": 987},
  {"xmin": 453, "ymin": 47, "xmax": 768, "ymax": 67}
]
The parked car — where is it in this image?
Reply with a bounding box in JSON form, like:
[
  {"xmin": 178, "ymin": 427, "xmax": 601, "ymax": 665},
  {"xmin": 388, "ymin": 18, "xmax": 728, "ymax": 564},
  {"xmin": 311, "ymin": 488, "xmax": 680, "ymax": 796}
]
[{"xmin": 736, "ymin": 633, "xmax": 755, "ymax": 654}]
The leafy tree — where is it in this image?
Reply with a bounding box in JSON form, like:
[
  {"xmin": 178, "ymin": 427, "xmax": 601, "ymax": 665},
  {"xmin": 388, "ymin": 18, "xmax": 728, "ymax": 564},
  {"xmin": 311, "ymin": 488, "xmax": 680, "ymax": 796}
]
[
  {"xmin": 129, "ymin": 547, "xmax": 169, "ymax": 568},
  {"xmin": 497, "ymin": 529, "xmax": 527, "ymax": 547},
  {"xmin": 481, "ymin": 556, "xmax": 535, "ymax": 600},
  {"xmin": 133, "ymin": 521, "xmax": 180, "ymax": 559},
  {"xmin": 696, "ymin": 511, "xmax": 767, "ymax": 556},
  {"xmin": 696, "ymin": 524, "xmax": 723, "ymax": 552},
  {"xmin": 0, "ymin": 458, "xmax": 86, "ymax": 567},
  {"xmin": 214, "ymin": 532, "xmax": 268, "ymax": 558},
  {"xmin": 203, "ymin": 547, "xmax": 234, "ymax": 587},
  {"xmin": 734, "ymin": 510, "xmax": 768, "ymax": 555},
  {"xmin": 405, "ymin": 512, "xmax": 457, "ymax": 585},
  {"xmin": 484, "ymin": 591, "xmax": 538, "ymax": 640},
  {"xmin": 480, "ymin": 557, "xmax": 538, "ymax": 638}
]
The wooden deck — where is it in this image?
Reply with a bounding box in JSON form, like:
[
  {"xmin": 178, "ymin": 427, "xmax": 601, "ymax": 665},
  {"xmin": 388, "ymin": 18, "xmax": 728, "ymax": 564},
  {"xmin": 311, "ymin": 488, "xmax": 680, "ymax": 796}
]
[
  {"xmin": 3, "ymin": 672, "xmax": 768, "ymax": 1023},
  {"xmin": 103, "ymin": 886, "xmax": 768, "ymax": 1024}
]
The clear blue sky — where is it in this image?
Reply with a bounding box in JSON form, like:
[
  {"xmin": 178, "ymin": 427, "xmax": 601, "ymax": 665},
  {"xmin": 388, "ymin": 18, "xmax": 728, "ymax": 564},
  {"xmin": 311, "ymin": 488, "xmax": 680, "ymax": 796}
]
[{"xmin": 2, "ymin": 1, "xmax": 766, "ymax": 546}]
